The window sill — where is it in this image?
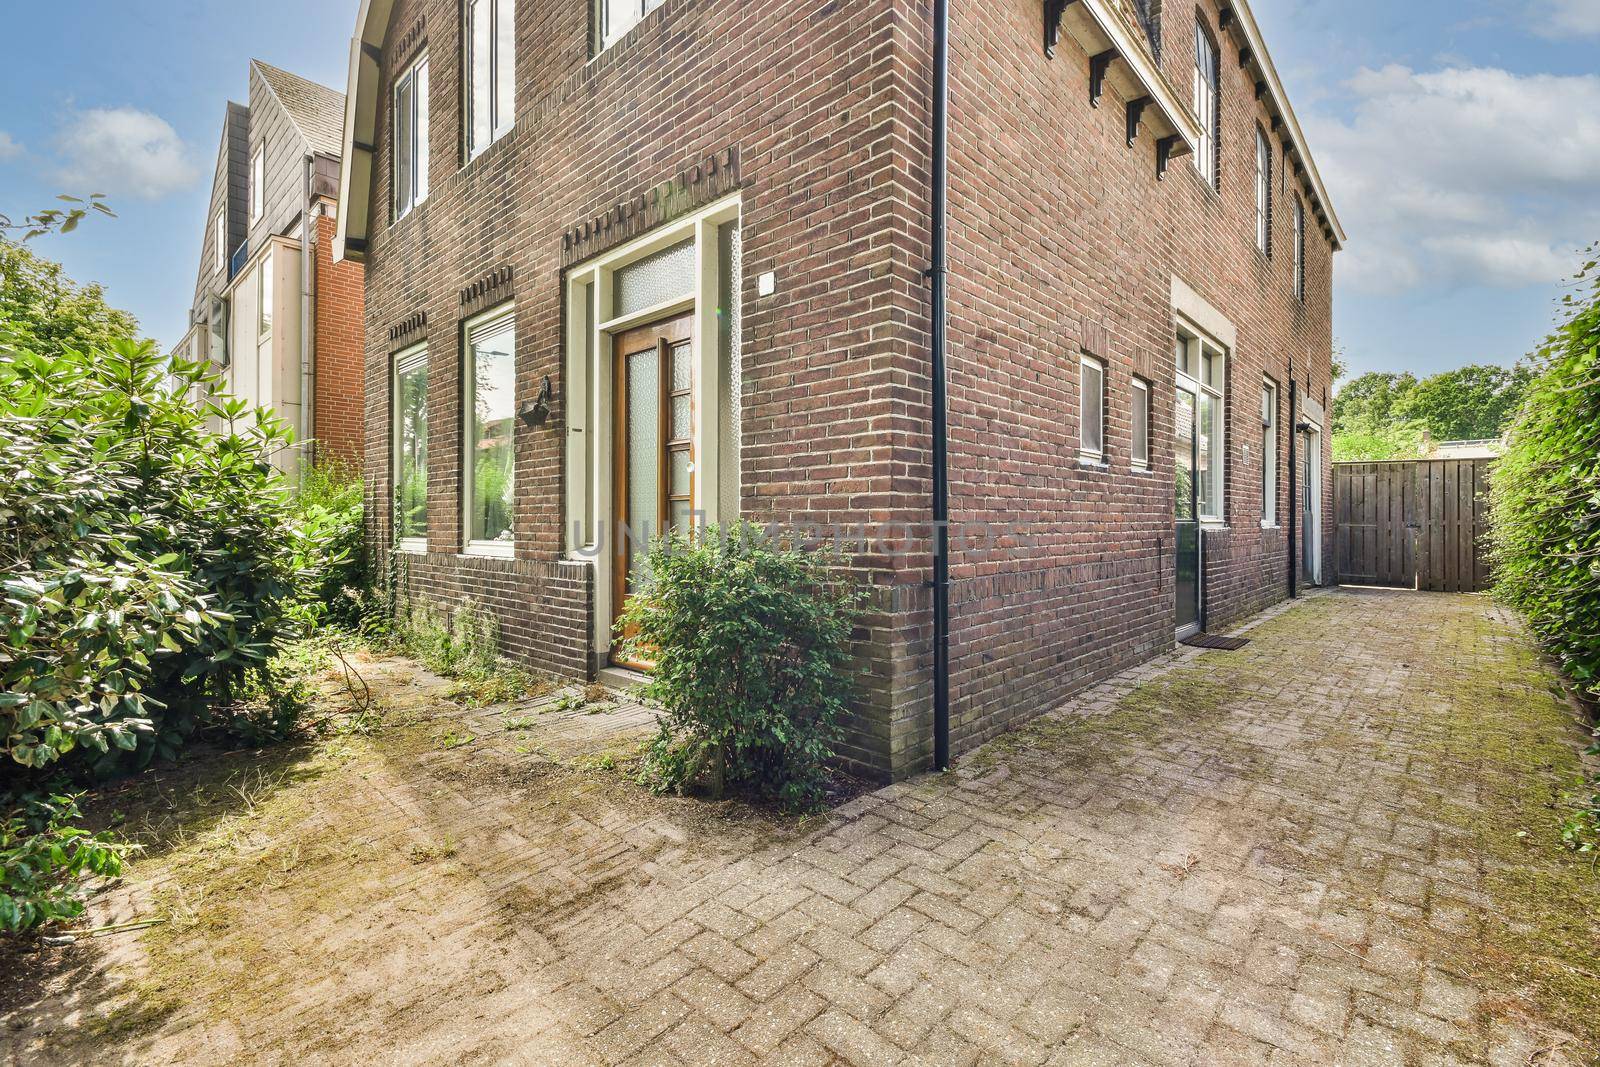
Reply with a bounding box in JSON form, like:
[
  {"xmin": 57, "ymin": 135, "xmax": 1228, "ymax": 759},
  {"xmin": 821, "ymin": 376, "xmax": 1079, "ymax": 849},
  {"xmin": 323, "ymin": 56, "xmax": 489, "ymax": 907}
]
[
  {"xmin": 397, "ymin": 538, "xmax": 428, "ymax": 555},
  {"xmin": 1260, "ymin": 521, "xmax": 1280, "ymax": 531},
  {"xmin": 1129, "ymin": 463, "xmax": 1154, "ymax": 474},
  {"xmin": 463, "ymin": 541, "xmax": 514, "ymax": 560},
  {"xmin": 392, "ymin": 197, "xmax": 429, "ymax": 230},
  {"xmin": 1077, "ymin": 454, "xmax": 1108, "ymax": 469}
]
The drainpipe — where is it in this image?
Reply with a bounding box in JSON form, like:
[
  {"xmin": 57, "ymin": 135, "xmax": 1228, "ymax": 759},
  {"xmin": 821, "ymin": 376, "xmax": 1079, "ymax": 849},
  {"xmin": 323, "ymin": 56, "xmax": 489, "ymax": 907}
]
[
  {"xmin": 1287, "ymin": 377, "xmax": 1298, "ymax": 598},
  {"xmin": 300, "ymin": 153, "xmax": 316, "ymax": 479},
  {"xmin": 929, "ymin": 0, "xmax": 952, "ymax": 771}
]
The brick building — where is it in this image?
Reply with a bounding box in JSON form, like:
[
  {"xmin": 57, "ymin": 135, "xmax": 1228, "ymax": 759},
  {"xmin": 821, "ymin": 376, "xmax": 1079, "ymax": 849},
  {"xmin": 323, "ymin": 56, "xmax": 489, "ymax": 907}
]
[
  {"xmin": 334, "ymin": 0, "xmax": 1344, "ymax": 779},
  {"xmin": 176, "ymin": 61, "xmax": 367, "ymax": 475}
]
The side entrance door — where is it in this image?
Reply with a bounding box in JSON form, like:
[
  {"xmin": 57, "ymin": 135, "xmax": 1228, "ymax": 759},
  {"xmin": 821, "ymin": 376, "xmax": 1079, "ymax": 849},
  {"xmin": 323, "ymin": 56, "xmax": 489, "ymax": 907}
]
[
  {"xmin": 1174, "ymin": 385, "xmax": 1202, "ymax": 637},
  {"xmin": 1301, "ymin": 426, "xmax": 1322, "ymax": 586},
  {"xmin": 611, "ymin": 311, "xmax": 695, "ymax": 668}
]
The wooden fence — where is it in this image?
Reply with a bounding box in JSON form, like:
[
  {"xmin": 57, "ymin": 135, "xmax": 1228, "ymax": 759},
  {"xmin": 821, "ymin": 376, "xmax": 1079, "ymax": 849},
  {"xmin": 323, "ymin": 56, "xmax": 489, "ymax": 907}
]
[{"xmin": 1333, "ymin": 459, "xmax": 1493, "ymax": 593}]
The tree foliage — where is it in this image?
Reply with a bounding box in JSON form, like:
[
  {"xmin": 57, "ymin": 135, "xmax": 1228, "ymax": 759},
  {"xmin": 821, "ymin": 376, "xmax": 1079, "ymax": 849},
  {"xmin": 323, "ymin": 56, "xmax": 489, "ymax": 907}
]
[
  {"xmin": 0, "ymin": 235, "xmax": 141, "ymax": 358},
  {"xmin": 620, "ymin": 524, "xmax": 865, "ymax": 808},
  {"xmin": 1331, "ymin": 363, "xmax": 1533, "ymax": 461}
]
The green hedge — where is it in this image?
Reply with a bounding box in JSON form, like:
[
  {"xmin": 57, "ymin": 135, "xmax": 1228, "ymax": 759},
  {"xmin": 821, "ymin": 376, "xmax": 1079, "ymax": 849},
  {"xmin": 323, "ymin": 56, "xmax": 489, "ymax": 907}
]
[{"xmin": 1489, "ymin": 252, "xmax": 1600, "ymax": 702}]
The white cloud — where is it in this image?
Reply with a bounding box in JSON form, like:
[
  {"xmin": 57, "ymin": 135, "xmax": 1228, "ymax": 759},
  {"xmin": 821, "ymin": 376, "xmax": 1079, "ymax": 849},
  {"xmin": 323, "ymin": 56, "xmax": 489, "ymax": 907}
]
[
  {"xmin": 1308, "ymin": 65, "xmax": 1600, "ymax": 294},
  {"xmin": 1535, "ymin": 0, "xmax": 1600, "ymax": 37},
  {"xmin": 0, "ymin": 131, "xmax": 21, "ymax": 161},
  {"xmin": 54, "ymin": 107, "xmax": 198, "ymax": 200}
]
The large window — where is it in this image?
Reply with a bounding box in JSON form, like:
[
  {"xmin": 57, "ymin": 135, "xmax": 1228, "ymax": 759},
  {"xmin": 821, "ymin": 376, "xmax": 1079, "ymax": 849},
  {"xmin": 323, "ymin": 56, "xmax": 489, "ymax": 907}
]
[
  {"xmin": 1293, "ymin": 197, "xmax": 1306, "ymax": 300},
  {"xmin": 393, "ymin": 52, "xmax": 430, "ymax": 219},
  {"xmin": 599, "ymin": 0, "xmax": 665, "ymax": 50},
  {"xmin": 1079, "ymin": 355, "xmax": 1105, "ymax": 461},
  {"xmin": 249, "ymin": 141, "xmax": 265, "ymax": 223},
  {"xmin": 1178, "ymin": 331, "xmax": 1226, "ymax": 521},
  {"xmin": 1192, "ymin": 20, "xmax": 1219, "ymax": 189},
  {"xmin": 1131, "ymin": 377, "xmax": 1150, "ymax": 469},
  {"xmin": 1261, "ymin": 379, "xmax": 1278, "ymax": 526},
  {"xmin": 394, "ymin": 346, "xmax": 429, "ymax": 550},
  {"xmin": 464, "ymin": 307, "xmax": 515, "ymax": 553},
  {"xmin": 466, "ymin": 0, "xmax": 514, "ymax": 159},
  {"xmin": 213, "ymin": 207, "xmax": 226, "ymax": 275},
  {"xmin": 1256, "ymin": 127, "xmax": 1273, "ymax": 255}
]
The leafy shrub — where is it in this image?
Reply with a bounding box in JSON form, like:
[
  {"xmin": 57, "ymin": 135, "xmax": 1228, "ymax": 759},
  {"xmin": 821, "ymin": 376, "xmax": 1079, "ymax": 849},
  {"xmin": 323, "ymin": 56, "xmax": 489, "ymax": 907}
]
[
  {"xmin": 1, "ymin": 336, "xmax": 301, "ymax": 778},
  {"xmin": 620, "ymin": 523, "xmax": 865, "ymax": 808},
  {"xmin": 0, "ymin": 793, "xmax": 131, "ymax": 932},
  {"xmin": 290, "ymin": 460, "xmax": 368, "ymax": 631}
]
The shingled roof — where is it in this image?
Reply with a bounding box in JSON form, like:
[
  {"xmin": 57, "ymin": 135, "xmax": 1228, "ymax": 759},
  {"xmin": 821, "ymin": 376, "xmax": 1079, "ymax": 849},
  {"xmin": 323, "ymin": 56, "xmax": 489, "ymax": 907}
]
[{"xmin": 252, "ymin": 60, "xmax": 345, "ymax": 158}]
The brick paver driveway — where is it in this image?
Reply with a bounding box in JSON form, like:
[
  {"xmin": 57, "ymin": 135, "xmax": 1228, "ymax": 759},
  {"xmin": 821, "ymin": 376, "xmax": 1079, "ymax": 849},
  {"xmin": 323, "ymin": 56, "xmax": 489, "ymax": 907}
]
[{"xmin": 6, "ymin": 589, "xmax": 1597, "ymax": 1065}]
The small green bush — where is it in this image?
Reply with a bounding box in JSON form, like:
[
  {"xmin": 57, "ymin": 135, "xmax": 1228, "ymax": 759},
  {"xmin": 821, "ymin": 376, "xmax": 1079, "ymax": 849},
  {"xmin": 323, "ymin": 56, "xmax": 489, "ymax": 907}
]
[
  {"xmin": 290, "ymin": 460, "xmax": 368, "ymax": 631},
  {"xmin": 0, "ymin": 793, "xmax": 131, "ymax": 932},
  {"xmin": 620, "ymin": 523, "xmax": 865, "ymax": 808}
]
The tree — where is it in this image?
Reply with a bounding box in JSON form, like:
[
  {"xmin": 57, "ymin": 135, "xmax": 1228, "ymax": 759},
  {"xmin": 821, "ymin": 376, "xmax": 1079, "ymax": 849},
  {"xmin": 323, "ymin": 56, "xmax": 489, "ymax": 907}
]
[
  {"xmin": 1394, "ymin": 363, "xmax": 1533, "ymax": 442},
  {"xmin": 0, "ymin": 236, "xmax": 142, "ymax": 356}
]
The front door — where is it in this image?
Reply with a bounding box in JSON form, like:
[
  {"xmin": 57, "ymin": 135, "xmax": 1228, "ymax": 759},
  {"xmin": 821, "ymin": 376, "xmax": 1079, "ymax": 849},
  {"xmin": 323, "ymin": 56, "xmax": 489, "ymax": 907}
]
[
  {"xmin": 1301, "ymin": 426, "xmax": 1321, "ymax": 586},
  {"xmin": 612, "ymin": 311, "xmax": 695, "ymax": 668},
  {"xmin": 1174, "ymin": 386, "xmax": 1202, "ymax": 636}
]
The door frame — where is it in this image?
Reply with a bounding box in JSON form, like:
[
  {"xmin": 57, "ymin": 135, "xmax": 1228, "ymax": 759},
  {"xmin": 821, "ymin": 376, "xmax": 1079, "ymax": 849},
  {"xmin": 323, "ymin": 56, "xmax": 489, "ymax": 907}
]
[
  {"xmin": 1174, "ymin": 382, "xmax": 1204, "ymax": 640},
  {"xmin": 1300, "ymin": 420, "xmax": 1323, "ymax": 586}
]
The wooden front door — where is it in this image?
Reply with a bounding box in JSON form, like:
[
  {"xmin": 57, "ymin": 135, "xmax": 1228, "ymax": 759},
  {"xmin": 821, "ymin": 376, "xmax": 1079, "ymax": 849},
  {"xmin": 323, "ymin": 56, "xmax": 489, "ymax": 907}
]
[{"xmin": 611, "ymin": 311, "xmax": 695, "ymax": 667}]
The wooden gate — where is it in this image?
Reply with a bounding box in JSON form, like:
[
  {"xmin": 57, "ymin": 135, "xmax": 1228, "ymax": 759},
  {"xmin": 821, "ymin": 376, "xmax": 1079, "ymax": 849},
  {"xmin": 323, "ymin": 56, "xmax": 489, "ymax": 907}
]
[{"xmin": 1334, "ymin": 459, "xmax": 1493, "ymax": 592}]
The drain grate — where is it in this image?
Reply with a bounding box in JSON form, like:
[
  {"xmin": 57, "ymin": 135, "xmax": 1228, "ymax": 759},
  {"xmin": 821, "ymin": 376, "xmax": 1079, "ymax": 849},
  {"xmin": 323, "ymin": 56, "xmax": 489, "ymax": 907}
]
[{"xmin": 1181, "ymin": 633, "xmax": 1250, "ymax": 651}]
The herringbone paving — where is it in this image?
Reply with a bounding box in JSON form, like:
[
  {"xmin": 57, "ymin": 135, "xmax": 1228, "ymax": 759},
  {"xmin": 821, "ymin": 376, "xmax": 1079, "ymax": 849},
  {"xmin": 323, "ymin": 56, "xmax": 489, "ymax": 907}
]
[{"xmin": 4, "ymin": 589, "xmax": 1595, "ymax": 1065}]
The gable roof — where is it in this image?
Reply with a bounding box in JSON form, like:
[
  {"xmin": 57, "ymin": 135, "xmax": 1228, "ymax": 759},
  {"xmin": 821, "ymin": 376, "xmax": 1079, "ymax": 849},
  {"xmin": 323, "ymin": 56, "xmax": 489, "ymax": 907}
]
[{"xmin": 252, "ymin": 60, "xmax": 346, "ymax": 158}]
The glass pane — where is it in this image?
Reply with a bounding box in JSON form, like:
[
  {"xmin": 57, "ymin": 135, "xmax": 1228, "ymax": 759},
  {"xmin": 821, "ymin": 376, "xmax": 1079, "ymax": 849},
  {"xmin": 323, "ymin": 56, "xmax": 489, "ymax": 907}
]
[
  {"xmin": 606, "ymin": 0, "xmax": 639, "ymax": 41},
  {"xmin": 415, "ymin": 58, "xmax": 430, "ymax": 201},
  {"xmin": 1081, "ymin": 361, "xmax": 1103, "ymax": 454},
  {"xmin": 1133, "ymin": 384, "xmax": 1149, "ymax": 465},
  {"xmin": 1197, "ymin": 391, "xmax": 1217, "ymax": 519},
  {"xmin": 613, "ymin": 239, "xmax": 695, "ymax": 319},
  {"xmin": 1175, "ymin": 336, "xmax": 1189, "ymax": 377},
  {"xmin": 469, "ymin": 322, "xmax": 515, "ymax": 543},
  {"xmin": 396, "ymin": 359, "xmax": 428, "ymax": 539},
  {"xmin": 495, "ymin": 0, "xmax": 515, "ymax": 134},
  {"xmin": 1175, "ymin": 389, "xmax": 1196, "ymax": 522},
  {"xmin": 669, "ymin": 449, "xmax": 690, "ymax": 496},
  {"xmin": 626, "ymin": 347, "xmax": 660, "ymax": 569},
  {"xmin": 259, "ymin": 252, "xmax": 273, "ymax": 337},
  {"xmin": 670, "ymin": 394, "xmax": 690, "ymax": 441},
  {"xmin": 469, "ymin": 0, "xmax": 492, "ymax": 154},
  {"xmin": 394, "ymin": 72, "xmax": 413, "ymax": 213},
  {"xmin": 672, "ymin": 341, "xmax": 691, "ymax": 391},
  {"xmin": 668, "ymin": 498, "xmax": 691, "ymax": 535}
]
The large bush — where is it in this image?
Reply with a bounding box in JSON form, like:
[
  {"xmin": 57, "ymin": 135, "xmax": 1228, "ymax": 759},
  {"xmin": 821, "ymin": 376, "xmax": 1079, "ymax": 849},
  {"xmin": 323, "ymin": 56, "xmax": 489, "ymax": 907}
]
[
  {"xmin": 1490, "ymin": 251, "xmax": 1600, "ymax": 703},
  {"xmin": 1, "ymin": 336, "xmax": 301, "ymax": 778},
  {"xmin": 619, "ymin": 523, "xmax": 865, "ymax": 808},
  {"xmin": 290, "ymin": 460, "xmax": 368, "ymax": 631}
]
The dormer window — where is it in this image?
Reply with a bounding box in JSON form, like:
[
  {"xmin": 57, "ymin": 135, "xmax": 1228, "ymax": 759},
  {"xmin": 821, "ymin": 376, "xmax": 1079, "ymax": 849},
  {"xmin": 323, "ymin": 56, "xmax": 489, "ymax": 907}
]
[{"xmin": 599, "ymin": 0, "xmax": 665, "ymax": 52}]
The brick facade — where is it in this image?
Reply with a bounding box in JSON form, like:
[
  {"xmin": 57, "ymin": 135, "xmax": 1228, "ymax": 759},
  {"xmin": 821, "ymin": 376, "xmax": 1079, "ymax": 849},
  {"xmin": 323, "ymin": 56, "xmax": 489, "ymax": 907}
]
[
  {"xmin": 311, "ymin": 208, "xmax": 367, "ymax": 467},
  {"xmin": 346, "ymin": 0, "xmax": 1338, "ymax": 780}
]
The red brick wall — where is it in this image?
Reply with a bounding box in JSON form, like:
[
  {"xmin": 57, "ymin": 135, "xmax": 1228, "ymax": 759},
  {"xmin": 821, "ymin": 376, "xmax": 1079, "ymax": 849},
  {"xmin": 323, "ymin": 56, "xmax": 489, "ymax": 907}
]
[
  {"xmin": 353, "ymin": 0, "xmax": 1337, "ymax": 778},
  {"xmin": 313, "ymin": 207, "xmax": 367, "ymax": 469}
]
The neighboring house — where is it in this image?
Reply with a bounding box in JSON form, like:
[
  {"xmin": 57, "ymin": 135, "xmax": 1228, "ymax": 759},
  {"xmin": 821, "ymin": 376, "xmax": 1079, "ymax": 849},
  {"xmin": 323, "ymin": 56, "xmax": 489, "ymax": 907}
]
[
  {"xmin": 176, "ymin": 61, "xmax": 367, "ymax": 476},
  {"xmin": 334, "ymin": 0, "xmax": 1343, "ymax": 779},
  {"xmin": 1424, "ymin": 436, "xmax": 1503, "ymax": 460}
]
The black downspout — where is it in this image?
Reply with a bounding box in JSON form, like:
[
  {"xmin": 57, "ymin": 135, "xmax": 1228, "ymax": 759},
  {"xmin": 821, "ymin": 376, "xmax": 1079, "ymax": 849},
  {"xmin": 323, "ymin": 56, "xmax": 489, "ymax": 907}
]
[
  {"xmin": 930, "ymin": 0, "xmax": 952, "ymax": 771},
  {"xmin": 1287, "ymin": 378, "xmax": 1299, "ymax": 599}
]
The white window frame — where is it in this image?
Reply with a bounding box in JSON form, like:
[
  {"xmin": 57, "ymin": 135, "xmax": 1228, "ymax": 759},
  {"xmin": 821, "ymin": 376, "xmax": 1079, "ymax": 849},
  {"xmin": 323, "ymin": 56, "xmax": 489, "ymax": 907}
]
[
  {"xmin": 249, "ymin": 141, "xmax": 265, "ymax": 223},
  {"xmin": 1131, "ymin": 376, "xmax": 1151, "ymax": 470},
  {"xmin": 393, "ymin": 51, "xmax": 430, "ymax": 220},
  {"xmin": 1261, "ymin": 378, "xmax": 1278, "ymax": 527},
  {"xmin": 1078, "ymin": 354, "xmax": 1106, "ymax": 463},
  {"xmin": 1293, "ymin": 197, "xmax": 1306, "ymax": 301},
  {"xmin": 213, "ymin": 206, "xmax": 227, "ymax": 275},
  {"xmin": 1176, "ymin": 328, "xmax": 1226, "ymax": 524},
  {"xmin": 393, "ymin": 344, "xmax": 430, "ymax": 554},
  {"xmin": 598, "ymin": 0, "xmax": 666, "ymax": 52},
  {"xmin": 465, "ymin": 0, "xmax": 515, "ymax": 160},
  {"xmin": 1256, "ymin": 127, "xmax": 1272, "ymax": 256},
  {"xmin": 1192, "ymin": 20, "xmax": 1219, "ymax": 189},
  {"xmin": 462, "ymin": 304, "xmax": 517, "ymax": 558},
  {"xmin": 564, "ymin": 194, "xmax": 742, "ymax": 657}
]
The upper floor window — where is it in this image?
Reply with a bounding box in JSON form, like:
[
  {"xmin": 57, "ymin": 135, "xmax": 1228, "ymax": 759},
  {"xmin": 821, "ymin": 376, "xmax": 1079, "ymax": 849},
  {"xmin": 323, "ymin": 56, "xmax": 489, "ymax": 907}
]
[
  {"xmin": 249, "ymin": 141, "xmax": 265, "ymax": 222},
  {"xmin": 599, "ymin": 0, "xmax": 665, "ymax": 51},
  {"xmin": 213, "ymin": 206, "xmax": 226, "ymax": 275},
  {"xmin": 394, "ymin": 52, "xmax": 430, "ymax": 219},
  {"xmin": 1255, "ymin": 127, "xmax": 1272, "ymax": 255},
  {"xmin": 466, "ymin": 0, "xmax": 514, "ymax": 159},
  {"xmin": 1192, "ymin": 21, "xmax": 1219, "ymax": 189},
  {"xmin": 1079, "ymin": 355, "xmax": 1105, "ymax": 461},
  {"xmin": 1293, "ymin": 198, "xmax": 1306, "ymax": 300}
]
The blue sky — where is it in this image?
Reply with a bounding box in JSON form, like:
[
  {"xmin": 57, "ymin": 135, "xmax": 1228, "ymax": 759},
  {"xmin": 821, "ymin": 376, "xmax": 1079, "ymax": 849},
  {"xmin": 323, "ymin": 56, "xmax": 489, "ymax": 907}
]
[{"xmin": 1, "ymin": 0, "xmax": 1596, "ymax": 377}]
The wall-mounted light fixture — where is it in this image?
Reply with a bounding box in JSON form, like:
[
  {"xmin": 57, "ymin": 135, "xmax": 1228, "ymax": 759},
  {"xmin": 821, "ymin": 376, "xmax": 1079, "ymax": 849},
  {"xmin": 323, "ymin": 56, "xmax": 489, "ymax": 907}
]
[{"xmin": 520, "ymin": 375, "xmax": 555, "ymax": 427}]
